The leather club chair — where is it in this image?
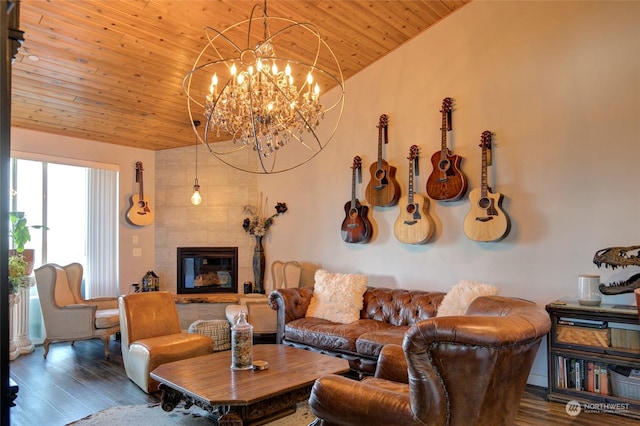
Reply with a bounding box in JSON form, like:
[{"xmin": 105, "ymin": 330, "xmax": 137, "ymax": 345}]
[
  {"xmin": 119, "ymin": 291, "xmax": 214, "ymax": 393},
  {"xmin": 34, "ymin": 262, "xmax": 120, "ymax": 359},
  {"xmin": 308, "ymin": 295, "xmax": 551, "ymax": 426}
]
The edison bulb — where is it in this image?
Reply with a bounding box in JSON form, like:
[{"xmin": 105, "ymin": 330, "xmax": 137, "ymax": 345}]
[{"xmin": 191, "ymin": 188, "xmax": 202, "ymax": 205}]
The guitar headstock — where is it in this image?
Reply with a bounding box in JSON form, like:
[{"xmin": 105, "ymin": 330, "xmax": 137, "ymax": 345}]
[
  {"xmin": 480, "ymin": 131, "xmax": 492, "ymax": 149},
  {"xmin": 352, "ymin": 156, "xmax": 362, "ymax": 170},
  {"xmin": 377, "ymin": 114, "xmax": 388, "ymax": 129},
  {"xmin": 408, "ymin": 144, "xmax": 419, "ymax": 161},
  {"xmin": 441, "ymin": 97, "xmax": 452, "ymax": 113},
  {"xmin": 135, "ymin": 161, "xmax": 144, "ymax": 171}
]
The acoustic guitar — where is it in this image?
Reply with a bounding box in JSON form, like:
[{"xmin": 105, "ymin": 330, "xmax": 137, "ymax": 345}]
[
  {"xmin": 426, "ymin": 97, "xmax": 468, "ymax": 201},
  {"xmin": 341, "ymin": 156, "xmax": 372, "ymax": 244},
  {"xmin": 126, "ymin": 161, "xmax": 154, "ymax": 226},
  {"xmin": 463, "ymin": 131, "xmax": 510, "ymax": 242},
  {"xmin": 394, "ymin": 145, "xmax": 435, "ymax": 244},
  {"xmin": 365, "ymin": 114, "xmax": 401, "ymax": 207}
]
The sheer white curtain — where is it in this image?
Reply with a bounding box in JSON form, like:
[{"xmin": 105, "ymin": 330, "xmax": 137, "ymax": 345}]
[{"xmin": 85, "ymin": 168, "xmax": 119, "ymax": 298}]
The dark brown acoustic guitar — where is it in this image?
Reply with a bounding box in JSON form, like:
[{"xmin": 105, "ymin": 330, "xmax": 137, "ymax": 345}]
[
  {"xmin": 426, "ymin": 97, "xmax": 468, "ymax": 201},
  {"xmin": 365, "ymin": 114, "xmax": 401, "ymax": 207},
  {"xmin": 341, "ymin": 156, "xmax": 372, "ymax": 244},
  {"xmin": 463, "ymin": 131, "xmax": 510, "ymax": 242}
]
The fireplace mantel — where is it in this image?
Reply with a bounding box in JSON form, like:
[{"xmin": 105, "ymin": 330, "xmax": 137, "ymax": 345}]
[{"xmin": 174, "ymin": 294, "xmax": 239, "ymax": 304}]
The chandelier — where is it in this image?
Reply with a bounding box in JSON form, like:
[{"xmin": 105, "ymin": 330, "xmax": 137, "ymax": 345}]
[{"xmin": 183, "ymin": 1, "xmax": 344, "ymax": 174}]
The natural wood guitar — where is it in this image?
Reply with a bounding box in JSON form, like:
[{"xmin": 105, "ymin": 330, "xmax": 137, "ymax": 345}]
[
  {"xmin": 463, "ymin": 131, "xmax": 510, "ymax": 242},
  {"xmin": 394, "ymin": 145, "xmax": 435, "ymax": 244},
  {"xmin": 341, "ymin": 156, "xmax": 372, "ymax": 244},
  {"xmin": 365, "ymin": 114, "xmax": 401, "ymax": 207},
  {"xmin": 126, "ymin": 161, "xmax": 154, "ymax": 226},
  {"xmin": 426, "ymin": 97, "xmax": 468, "ymax": 201}
]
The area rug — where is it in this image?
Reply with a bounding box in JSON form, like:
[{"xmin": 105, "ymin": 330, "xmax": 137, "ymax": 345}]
[{"xmin": 67, "ymin": 401, "xmax": 315, "ymax": 425}]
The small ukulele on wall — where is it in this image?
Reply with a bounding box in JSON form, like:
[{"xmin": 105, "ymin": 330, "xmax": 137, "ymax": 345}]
[
  {"xmin": 365, "ymin": 114, "xmax": 401, "ymax": 207},
  {"xmin": 341, "ymin": 156, "xmax": 373, "ymax": 244},
  {"xmin": 394, "ymin": 145, "xmax": 435, "ymax": 244},
  {"xmin": 463, "ymin": 131, "xmax": 510, "ymax": 242},
  {"xmin": 126, "ymin": 161, "xmax": 154, "ymax": 226},
  {"xmin": 426, "ymin": 97, "xmax": 468, "ymax": 201}
]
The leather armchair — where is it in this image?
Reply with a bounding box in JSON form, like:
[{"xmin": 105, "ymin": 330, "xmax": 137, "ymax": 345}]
[
  {"xmin": 309, "ymin": 296, "xmax": 551, "ymax": 426},
  {"xmin": 34, "ymin": 263, "xmax": 120, "ymax": 359},
  {"xmin": 119, "ymin": 292, "xmax": 214, "ymax": 393}
]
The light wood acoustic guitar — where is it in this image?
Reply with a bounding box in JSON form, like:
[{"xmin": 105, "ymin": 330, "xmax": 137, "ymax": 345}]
[
  {"xmin": 126, "ymin": 161, "xmax": 154, "ymax": 226},
  {"xmin": 341, "ymin": 156, "xmax": 373, "ymax": 244},
  {"xmin": 365, "ymin": 114, "xmax": 401, "ymax": 207},
  {"xmin": 463, "ymin": 131, "xmax": 510, "ymax": 242},
  {"xmin": 426, "ymin": 97, "xmax": 468, "ymax": 201},
  {"xmin": 394, "ymin": 145, "xmax": 435, "ymax": 244}
]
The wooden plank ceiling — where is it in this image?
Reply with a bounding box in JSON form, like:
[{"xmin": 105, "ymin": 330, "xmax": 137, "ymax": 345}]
[{"xmin": 12, "ymin": 0, "xmax": 470, "ymax": 151}]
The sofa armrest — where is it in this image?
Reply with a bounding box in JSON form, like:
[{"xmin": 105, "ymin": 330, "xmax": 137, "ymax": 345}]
[
  {"xmin": 268, "ymin": 287, "xmax": 314, "ymax": 343},
  {"xmin": 374, "ymin": 344, "xmax": 408, "ymax": 383}
]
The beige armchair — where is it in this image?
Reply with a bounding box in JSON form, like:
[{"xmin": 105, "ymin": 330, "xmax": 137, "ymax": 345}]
[
  {"xmin": 225, "ymin": 260, "xmax": 301, "ymax": 334},
  {"xmin": 119, "ymin": 291, "xmax": 214, "ymax": 393},
  {"xmin": 34, "ymin": 263, "xmax": 120, "ymax": 359}
]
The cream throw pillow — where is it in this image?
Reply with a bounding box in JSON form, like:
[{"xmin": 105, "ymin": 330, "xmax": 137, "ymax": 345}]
[
  {"xmin": 436, "ymin": 280, "xmax": 499, "ymax": 317},
  {"xmin": 305, "ymin": 269, "xmax": 368, "ymax": 324}
]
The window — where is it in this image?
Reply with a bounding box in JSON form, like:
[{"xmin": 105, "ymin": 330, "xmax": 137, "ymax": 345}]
[{"xmin": 10, "ymin": 155, "xmax": 119, "ymax": 342}]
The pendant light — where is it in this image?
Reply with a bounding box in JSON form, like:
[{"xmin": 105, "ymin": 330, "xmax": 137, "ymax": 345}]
[{"xmin": 191, "ymin": 120, "xmax": 202, "ymax": 205}]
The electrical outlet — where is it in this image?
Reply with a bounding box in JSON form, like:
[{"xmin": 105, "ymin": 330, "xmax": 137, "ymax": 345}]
[
  {"xmin": 133, "ymin": 248, "xmax": 142, "ymax": 257},
  {"xmin": 132, "ymin": 235, "xmax": 139, "ymax": 244}
]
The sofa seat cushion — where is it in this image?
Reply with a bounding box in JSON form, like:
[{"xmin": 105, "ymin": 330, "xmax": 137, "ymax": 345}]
[
  {"xmin": 285, "ymin": 317, "xmax": 393, "ymax": 352},
  {"xmin": 356, "ymin": 327, "xmax": 410, "ymax": 357},
  {"xmin": 94, "ymin": 308, "xmax": 120, "ymax": 329},
  {"xmin": 131, "ymin": 332, "xmax": 213, "ymax": 365}
]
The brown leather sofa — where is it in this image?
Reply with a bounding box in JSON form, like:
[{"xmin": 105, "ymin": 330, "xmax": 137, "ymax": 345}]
[
  {"xmin": 269, "ymin": 287, "xmax": 446, "ymax": 376},
  {"xmin": 308, "ymin": 296, "xmax": 551, "ymax": 426}
]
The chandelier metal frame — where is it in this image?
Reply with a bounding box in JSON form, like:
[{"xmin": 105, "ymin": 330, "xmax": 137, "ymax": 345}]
[{"xmin": 183, "ymin": 1, "xmax": 345, "ymax": 174}]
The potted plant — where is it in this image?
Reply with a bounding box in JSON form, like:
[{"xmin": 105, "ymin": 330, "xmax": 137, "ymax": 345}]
[
  {"xmin": 9, "ymin": 211, "xmax": 47, "ymax": 275},
  {"xmin": 8, "ymin": 253, "xmax": 28, "ymax": 305}
]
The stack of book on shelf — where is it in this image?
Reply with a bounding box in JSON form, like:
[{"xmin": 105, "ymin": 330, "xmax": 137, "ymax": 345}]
[{"xmin": 556, "ymin": 356, "xmax": 608, "ymax": 395}]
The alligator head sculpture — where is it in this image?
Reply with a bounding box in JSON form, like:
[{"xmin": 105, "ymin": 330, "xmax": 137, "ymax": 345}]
[{"xmin": 593, "ymin": 245, "xmax": 640, "ymax": 295}]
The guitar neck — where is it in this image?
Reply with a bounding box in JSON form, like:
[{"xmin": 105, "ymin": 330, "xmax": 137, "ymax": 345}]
[
  {"xmin": 481, "ymin": 145, "xmax": 488, "ymax": 198},
  {"xmin": 351, "ymin": 168, "xmax": 357, "ymax": 209},
  {"xmin": 377, "ymin": 125, "xmax": 383, "ymax": 169},
  {"xmin": 408, "ymin": 159, "xmax": 415, "ymax": 204}
]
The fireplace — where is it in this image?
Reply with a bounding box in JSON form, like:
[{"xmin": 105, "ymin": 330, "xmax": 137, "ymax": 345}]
[{"xmin": 177, "ymin": 247, "xmax": 238, "ymax": 294}]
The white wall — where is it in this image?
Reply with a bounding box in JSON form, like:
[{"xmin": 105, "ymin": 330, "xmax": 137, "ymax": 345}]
[
  {"xmin": 11, "ymin": 128, "xmax": 156, "ymax": 294},
  {"xmin": 257, "ymin": 1, "xmax": 640, "ymax": 386}
]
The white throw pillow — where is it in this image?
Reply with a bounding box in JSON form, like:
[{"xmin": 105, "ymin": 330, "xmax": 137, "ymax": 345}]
[
  {"xmin": 305, "ymin": 269, "xmax": 368, "ymax": 324},
  {"xmin": 436, "ymin": 280, "xmax": 499, "ymax": 317}
]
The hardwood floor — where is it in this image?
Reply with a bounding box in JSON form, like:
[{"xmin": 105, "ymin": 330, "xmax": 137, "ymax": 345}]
[{"xmin": 8, "ymin": 338, "xmax": 639, "ymax": 425}]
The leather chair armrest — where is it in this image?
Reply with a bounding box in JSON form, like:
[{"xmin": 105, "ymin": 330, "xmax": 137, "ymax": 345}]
[
  {"xmin": 309, "ymin": 374, "xmax": 415, "ymax": 426},
  {"xmin": 374, "ymin": 344, "xmax": 408, "ymax": 383},
  {"xmin": 268, "ymin": 287, "xmax": 314, "ymax": 343}
]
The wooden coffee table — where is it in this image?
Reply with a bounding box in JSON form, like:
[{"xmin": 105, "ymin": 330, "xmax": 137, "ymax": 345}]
[{"xmin": 151, "ymin": 344, "xmax": 349, "ymax": 425}]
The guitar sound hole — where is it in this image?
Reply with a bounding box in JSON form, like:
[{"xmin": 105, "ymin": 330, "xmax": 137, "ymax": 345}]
[
  {"xmin": 137, "ymin": 201, "xmax": 146, "ymax": 208},
  {"xmin": 375, "ymin": 169, "xmax": 386, "ymax": 180},
  {"xmin": 349, "ymin": 209, "xmax": 359, "ymax": 219},
  {"xmin": 479, "ymin": 197, "xmax": 491, "ymax": 209},
  {"xmin": 438, "ymin": 159, "xmax": 450, "ymax": 172},
  {"xmin": 406, "ymin": 204, "xmax": 416, "ymax": 214}
]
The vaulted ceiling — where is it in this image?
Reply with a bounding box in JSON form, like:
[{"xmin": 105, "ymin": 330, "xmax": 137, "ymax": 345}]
[{"xmin": 11, "ymin": 0, "xmax": 469, "ymax": 150}]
